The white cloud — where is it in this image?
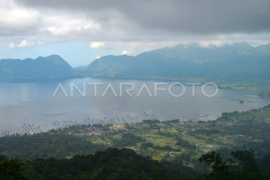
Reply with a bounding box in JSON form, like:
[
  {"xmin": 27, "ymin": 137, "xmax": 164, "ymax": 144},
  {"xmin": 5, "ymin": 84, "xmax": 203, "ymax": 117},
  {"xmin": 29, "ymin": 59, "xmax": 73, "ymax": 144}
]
[
  {"xmin": 17, "ymin": 40, "xmax": 34, "ymax": 48},
  {"xmin": 90, "ymin": 42, "xmax": 115, "ymax": 50},
  {"xmin": 121, "ymin": 50, "xmax": 127, "ymax": 55},
  {"xmin": 9, "ymin": 43, "xmax": 16, "ymax": 49},
  {"xmin": 198, "ymin": 41, "xmax": 226, "ymax": 48},
  {"xmin": 9, "ymin": 40, "xmax": 36, "ymax": 48},
  {"xmin": 96, "ymin": 55, "xmax": 100, "ymax": 59},
  {"xmin": 90, "ymin": 42, "xmax": 105, "ymax": 48}
]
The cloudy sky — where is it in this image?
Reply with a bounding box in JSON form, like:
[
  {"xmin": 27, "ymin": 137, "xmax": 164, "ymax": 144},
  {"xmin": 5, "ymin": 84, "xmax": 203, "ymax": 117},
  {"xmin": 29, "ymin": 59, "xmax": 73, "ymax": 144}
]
[{"xmin": 0, "ymin": 0, "xmax": 270, "ymax": 67}]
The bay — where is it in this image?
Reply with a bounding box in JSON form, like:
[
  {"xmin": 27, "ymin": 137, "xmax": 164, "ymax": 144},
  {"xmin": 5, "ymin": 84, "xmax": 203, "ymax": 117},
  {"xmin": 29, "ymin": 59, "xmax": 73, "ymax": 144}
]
[{"xmin": 0, "ymin": 77, "xmax": 269, "ymax": 135}]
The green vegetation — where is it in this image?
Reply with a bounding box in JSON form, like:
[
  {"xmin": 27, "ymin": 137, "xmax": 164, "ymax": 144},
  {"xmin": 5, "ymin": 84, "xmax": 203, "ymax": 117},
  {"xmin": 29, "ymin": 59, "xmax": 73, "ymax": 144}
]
[
  {"xmin": 199, "ymin": 149, "xmax": 269, "ymax": 180},
  {"xmin": 0, "ymin": 155, "xmax": 27, "ymax": 180},
  {"xmin": 112, "ymin": 133, "xmax": 146, "ymax": 148},
  {"xmin": 1, "ymin": 147, "xmax": 270, "ymax": 179},
  {"xmin": 24, "ymin": 148, "xmax": 179, "ymax": 180},
  {"xmin": 0, "ymin": 134, "xmax": 106, "ymax": 161},
  {"xmin": 1, "ymin": 104, "xmax": 270, "ymax": 179},
  {"xmin": 2, "ymin": 104, "xmax": 270, "ymax": 162}
]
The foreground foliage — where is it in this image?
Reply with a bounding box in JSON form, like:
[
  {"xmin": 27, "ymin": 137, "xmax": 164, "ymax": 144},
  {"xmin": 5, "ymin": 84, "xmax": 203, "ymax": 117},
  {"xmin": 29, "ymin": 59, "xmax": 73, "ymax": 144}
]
[
  {"xmin": 199, "ymin": 148, "xmax": 270, "ymax": 180},
  {"xmin": 1, "ymin": 147, "xmax": 270, "ymax": 180},
  {"xmin": 25, "ymin": 148, "xmax": 178, "ymax": 180},
  {"xmin": 0, "ymin": 155, "xmax": 27, "ymax": 180}
]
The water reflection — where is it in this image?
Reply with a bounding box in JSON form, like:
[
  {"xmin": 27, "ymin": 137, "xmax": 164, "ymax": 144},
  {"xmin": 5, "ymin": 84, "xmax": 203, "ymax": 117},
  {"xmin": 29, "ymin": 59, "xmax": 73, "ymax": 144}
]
[{"xmin": 0, "ymin": 78, "xmax": 269, "ymax": 134}]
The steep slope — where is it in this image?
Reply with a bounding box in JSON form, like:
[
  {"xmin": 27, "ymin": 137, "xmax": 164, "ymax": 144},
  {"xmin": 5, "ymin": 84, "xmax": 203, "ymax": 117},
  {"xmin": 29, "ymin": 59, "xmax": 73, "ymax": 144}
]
[
  {"xmin": 85, "ymin": 42, "xmax": 270, "ymax": 80},
  {"xmin": 0, "ymin": 55, "xmax": 77, "ymax": 79}
]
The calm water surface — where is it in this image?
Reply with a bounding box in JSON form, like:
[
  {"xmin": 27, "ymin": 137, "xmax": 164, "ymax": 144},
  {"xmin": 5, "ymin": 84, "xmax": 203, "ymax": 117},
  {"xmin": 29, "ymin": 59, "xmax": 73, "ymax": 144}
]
[{"xmin": 0, "ymin": 78, "xmax": 269, "ymax": 134}]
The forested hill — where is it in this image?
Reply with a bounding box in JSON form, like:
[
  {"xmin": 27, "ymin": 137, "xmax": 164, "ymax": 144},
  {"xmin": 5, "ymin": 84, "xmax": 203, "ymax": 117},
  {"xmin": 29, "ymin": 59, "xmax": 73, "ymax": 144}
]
[
  {"xmin": 0, "ymin": 55, "xmax": 80, "ymax": 79},
  {"xmin": 1, "ymin": 42, "xmax": 270, "ymax": 81},
  {"xmin": 85, "ymin": 42, "xmax": 270, "ymax": 80},
  {"xmin": 2, "ymin": 147, "xmax": 270, "ymax": 179}
]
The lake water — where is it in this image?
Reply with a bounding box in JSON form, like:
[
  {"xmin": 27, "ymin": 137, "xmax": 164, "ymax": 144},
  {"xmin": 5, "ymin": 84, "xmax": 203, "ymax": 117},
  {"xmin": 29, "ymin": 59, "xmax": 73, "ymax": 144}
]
[{"xmin": 0, "ymin": 77, "xmax": 269, "ymax": 135}]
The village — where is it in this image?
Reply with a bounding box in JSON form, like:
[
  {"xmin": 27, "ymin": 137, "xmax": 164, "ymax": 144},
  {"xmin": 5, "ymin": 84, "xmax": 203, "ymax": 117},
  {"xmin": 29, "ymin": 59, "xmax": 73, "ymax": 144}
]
[{"xmin": 44, "ymin": 104, "xmax": 270, "ymax": 161}]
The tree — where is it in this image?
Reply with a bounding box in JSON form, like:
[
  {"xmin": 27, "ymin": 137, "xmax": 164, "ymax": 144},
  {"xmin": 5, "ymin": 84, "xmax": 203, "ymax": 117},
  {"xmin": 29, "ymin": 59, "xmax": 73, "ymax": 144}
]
[
  {"xmin": 199, "ymin": 148, "xmax": 268, "ymax": 180},
  {"xmin": 0, "ymin": 155, "xmax": 27, "ymax": 180}
]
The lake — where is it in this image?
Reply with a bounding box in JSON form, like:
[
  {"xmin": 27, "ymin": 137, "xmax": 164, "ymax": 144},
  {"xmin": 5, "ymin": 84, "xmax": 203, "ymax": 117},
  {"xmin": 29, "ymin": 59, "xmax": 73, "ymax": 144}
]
[{"xmin": 0, "ymin": 77, "xmax": 269, "ymax": 135}]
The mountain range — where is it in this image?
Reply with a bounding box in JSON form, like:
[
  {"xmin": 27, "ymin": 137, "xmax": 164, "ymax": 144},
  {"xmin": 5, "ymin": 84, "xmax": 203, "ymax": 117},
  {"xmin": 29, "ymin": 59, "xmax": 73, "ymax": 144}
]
[
  {"xmin": 84, "ymin": 42, "xmax": 270, "ymax": 81},
  {"xmin": 0, "ymin": 42, "xmax": 269, "ymax": 81},
  {"xmin": 0, "ymin": 55, "xmax": 78, "ymax": 79}
]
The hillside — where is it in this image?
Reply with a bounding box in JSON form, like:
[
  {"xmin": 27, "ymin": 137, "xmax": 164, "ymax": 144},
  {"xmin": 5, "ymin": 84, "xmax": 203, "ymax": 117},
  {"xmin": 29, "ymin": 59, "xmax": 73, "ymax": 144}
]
[
  {"xmin": 2, "ymin": 105, "xmax": 270, "ymax": 179},
  {"xmin": 1, "ymin": 42, "xmax": 270, "ymax": 86},
  {"xmin": 85, "ymin": 42, "xmax": 270, "ymax": 81},
  {"xmin": 0, "ymin": 55, "xmax": 78, "ymax": 79},
  {"xmin": 24, "ymin": 148, "xmax": 182, "ymax": 180}
]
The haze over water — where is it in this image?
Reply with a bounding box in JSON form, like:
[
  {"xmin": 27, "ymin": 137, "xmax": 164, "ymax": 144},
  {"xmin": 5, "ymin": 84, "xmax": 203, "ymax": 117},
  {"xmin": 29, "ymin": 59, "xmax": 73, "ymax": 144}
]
[{"xmin": 0, "ymin": 77, "xmax": 269, "ymax": 134}]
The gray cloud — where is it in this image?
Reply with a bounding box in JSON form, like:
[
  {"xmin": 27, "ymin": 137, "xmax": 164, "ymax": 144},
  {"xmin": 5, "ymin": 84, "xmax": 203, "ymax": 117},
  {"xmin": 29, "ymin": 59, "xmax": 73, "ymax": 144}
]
[
  {"xmin": 0, "ymin": 0, "xmax": 269, "ymax": 53},
  {"xmin": 15, "ymin": 0, "xmax": 270, "ymax": 35}
]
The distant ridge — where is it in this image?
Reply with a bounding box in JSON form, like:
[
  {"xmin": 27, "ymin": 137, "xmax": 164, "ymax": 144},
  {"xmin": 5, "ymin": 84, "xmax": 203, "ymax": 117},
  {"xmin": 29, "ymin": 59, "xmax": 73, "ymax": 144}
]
[
  {"xmin": 0, "ymin": 55, "xmax": 80, "ymax": 79},
  {"xmin": 0, "ymin": 42, "xmax": 269, "ymax": 80},
  {"xmin": 85, "ymin": 42, "xmax": 270, "ymax": 80}
]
